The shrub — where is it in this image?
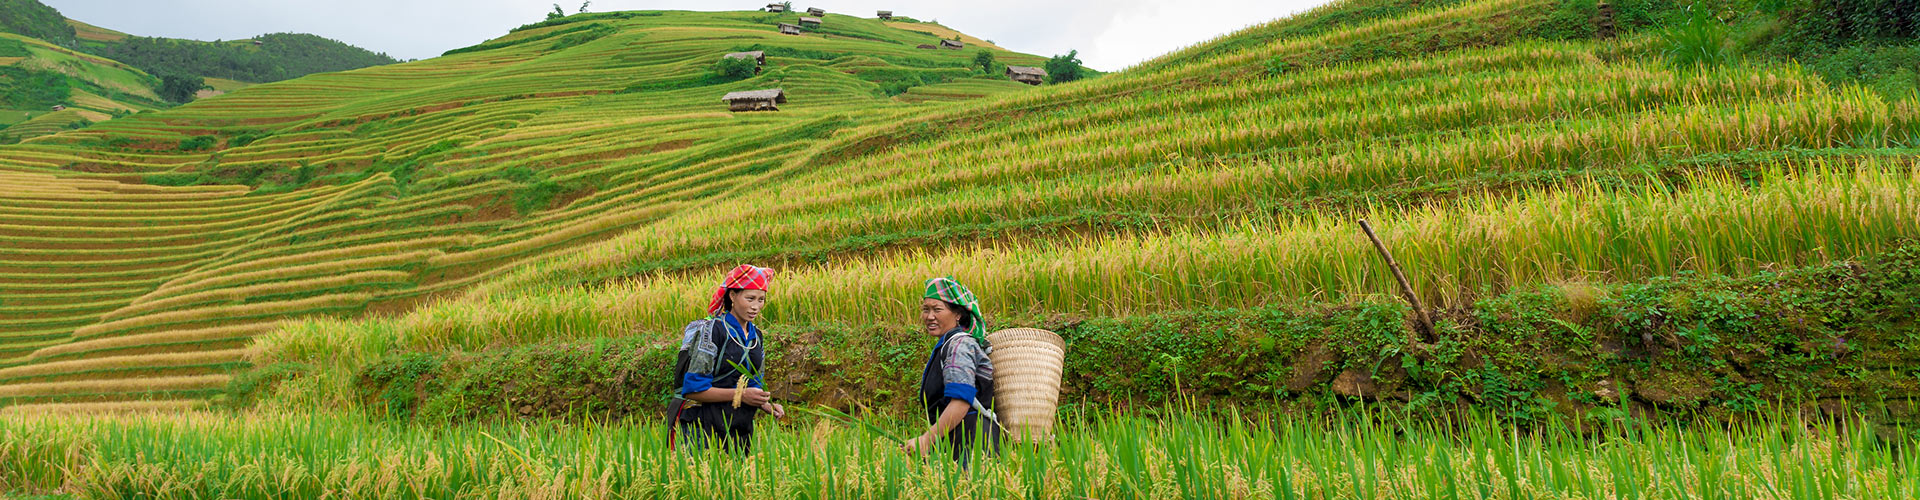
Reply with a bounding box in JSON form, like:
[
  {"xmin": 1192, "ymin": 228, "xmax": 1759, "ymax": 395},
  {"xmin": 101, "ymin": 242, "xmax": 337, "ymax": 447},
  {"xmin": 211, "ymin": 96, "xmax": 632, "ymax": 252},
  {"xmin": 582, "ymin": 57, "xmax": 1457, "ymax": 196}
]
[
  {"xmin": 973, "ymin": 50, "xmax": 995, "ymax": 73},
  {"xmin": 714, "ymin": 55, "xmax": 759, "ymax": 81},
  {"xmin": 1663, "ymin": 4, "xmax": 1733, "ymax": 68},
  {"xmin": 158, "ymin": 73, "xmax": 209, "ymax": 103},
  {"xmin": 178, "ymin": 135, "xmax": 217, "ymax": 151},
  {"xmin": 1045, "ymin": 50, "xmax": 1086, "ymax": 84}
]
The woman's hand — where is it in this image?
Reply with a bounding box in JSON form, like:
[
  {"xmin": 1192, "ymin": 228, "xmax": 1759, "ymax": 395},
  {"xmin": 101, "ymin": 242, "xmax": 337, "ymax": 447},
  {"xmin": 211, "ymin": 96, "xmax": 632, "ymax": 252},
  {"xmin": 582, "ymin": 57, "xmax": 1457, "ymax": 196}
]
[
  {"xmin": 901, "ymin": 432, "xmax": 936, "ymax": 455},
  {"xmin": 740, "ymin": 387, "xmax": 772, "ymax": 407},
  {"xmin": 759, "ymin": 402, "xmax": 785, "ymax": 419}
]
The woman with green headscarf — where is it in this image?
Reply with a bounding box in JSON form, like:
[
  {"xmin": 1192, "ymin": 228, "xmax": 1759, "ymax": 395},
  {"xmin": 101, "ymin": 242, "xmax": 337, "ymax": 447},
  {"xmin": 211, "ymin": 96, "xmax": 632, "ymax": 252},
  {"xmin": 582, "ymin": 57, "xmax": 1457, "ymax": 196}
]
[{"xmin": 903, "ymin": 276, "xmax": 998, "ymax": 466}]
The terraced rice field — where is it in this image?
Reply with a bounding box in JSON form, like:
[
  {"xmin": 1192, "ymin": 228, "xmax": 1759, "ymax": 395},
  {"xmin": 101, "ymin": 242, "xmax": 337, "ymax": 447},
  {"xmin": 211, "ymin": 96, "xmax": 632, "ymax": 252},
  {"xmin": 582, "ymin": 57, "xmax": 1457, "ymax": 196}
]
[
  {"xmin": 0, "ymin": 10, "xmax": 1050, "ymax": 412},
  {"xmin": 0, "ymin": 0, "xmax": 1916, "ymax": 422}
]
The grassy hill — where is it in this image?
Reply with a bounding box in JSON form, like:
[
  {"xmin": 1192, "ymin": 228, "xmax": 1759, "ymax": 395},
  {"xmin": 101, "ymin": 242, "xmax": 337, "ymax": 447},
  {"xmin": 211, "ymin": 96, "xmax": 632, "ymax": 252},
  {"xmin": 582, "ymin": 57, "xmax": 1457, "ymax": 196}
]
[
  {"xmin": 0, "ymin": 8, "xmax": 1053, "ymax": 411},
  {"xmin": 0, "ymin": 0, "xmax": 1914, "ymax": 421},
  {"xmin": 1, "ymin": 0, "xmax": 398, "ymax": 88},
  {"xmin": 0, "ymin": 32, "xmax": 161, "ymax": 143}
]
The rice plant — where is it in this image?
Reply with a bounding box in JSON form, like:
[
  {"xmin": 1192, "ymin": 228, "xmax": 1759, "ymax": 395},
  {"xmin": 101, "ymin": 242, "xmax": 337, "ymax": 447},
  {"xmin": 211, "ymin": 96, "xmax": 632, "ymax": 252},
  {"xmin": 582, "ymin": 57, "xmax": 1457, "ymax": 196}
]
[{"xmin": 2, "ymin": 408, "xmax": 1913, "ymax": 499}]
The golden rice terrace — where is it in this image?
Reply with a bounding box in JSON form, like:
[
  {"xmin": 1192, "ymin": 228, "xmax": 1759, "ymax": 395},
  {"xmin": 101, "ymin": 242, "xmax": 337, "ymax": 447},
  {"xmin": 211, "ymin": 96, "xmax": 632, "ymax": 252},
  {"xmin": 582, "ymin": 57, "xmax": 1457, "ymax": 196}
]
[{"xmin": 1, "ymin": 0, "xmax": 1917, "ymax": 416}]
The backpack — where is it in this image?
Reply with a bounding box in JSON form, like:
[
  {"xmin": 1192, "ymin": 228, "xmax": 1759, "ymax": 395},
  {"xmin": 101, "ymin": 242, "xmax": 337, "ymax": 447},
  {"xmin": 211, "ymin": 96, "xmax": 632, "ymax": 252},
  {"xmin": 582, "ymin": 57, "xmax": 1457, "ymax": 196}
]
[{"xmin": 663, "ymin": 316, "xmax": 725, "ymax": 422}]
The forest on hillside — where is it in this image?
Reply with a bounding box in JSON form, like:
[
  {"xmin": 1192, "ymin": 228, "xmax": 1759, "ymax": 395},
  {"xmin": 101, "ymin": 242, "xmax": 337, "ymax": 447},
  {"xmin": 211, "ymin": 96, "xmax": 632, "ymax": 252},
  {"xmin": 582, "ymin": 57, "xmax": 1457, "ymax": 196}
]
[{"xmin": 85, "ymin": 32, "xmax": 398, "ymax": 84}]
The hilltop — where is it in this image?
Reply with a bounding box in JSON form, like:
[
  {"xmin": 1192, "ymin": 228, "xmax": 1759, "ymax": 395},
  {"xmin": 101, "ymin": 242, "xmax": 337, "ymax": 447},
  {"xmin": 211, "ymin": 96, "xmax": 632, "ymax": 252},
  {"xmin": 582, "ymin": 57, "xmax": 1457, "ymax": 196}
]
[
  {"xmin": 0, "ymin": 32, "xmax": 162, "ymax": 143},
  {"xmin": 0, "ymin": 0, "xmax": 1915, "ymax": 422}
]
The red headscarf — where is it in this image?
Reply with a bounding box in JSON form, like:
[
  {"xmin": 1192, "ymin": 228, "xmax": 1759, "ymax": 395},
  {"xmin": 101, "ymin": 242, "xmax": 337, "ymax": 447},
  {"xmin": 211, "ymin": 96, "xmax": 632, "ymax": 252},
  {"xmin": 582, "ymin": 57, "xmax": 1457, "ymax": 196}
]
[{"xmin": 707, "ymin": 264, "xmax": 774, "ymax": 315}]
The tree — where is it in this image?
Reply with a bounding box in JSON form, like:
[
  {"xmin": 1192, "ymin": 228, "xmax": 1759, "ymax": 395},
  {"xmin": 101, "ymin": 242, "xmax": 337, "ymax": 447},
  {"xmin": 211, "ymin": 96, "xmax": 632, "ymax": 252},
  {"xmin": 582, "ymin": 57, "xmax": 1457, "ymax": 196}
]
[
  {"xmin": 973, "ymin": 50, "xmax": 995, "ymax": 73},
  {"xmin": 548, "ymin": 4, "xmax": 566, "ymax": 20},
  {"xmin": 157, "ymin": 73, "xmax": 208, "ymax": 103},
  {"xmin": 1045, "ymin": 50, "xmax": 1084, "ymax": 84},
  {"xmin": 714, "ymin": 56, "xmax": 759, "ymax": 81},
  {"xmin": 578, "ymin": 0, "xmax": 591, "ymax": 13}
]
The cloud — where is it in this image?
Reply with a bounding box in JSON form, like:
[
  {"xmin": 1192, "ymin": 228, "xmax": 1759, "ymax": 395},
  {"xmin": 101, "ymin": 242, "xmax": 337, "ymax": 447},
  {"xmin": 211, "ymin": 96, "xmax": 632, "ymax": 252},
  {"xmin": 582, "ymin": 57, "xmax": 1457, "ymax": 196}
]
[{"xmin": 42, "ymin": 0, "xmax": 1327, "ymax": 70}]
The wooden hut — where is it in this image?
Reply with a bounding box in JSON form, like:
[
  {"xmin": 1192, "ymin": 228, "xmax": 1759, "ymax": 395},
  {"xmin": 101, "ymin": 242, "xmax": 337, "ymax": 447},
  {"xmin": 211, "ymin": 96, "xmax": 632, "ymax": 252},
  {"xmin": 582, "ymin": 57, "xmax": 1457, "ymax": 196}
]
[
  {"xmin": 765, "ymin": 3, "xmax": 787, "ymax": 12},
  {"xmin": 799, "ymin": 16, "xmax": 823, "ymax": 27},
  {"xmin": 778, "ymin": 23, "xmax": 802, "ymax": 35},
  {"xmin": 1006, "ymin": 65, "xmax": 1047, "ymax": 85},
  {"xmin": 725, "ymin": 51, "xmax": 767, "ymax": 73},
  {"xmin": 940, "ymin": 39, "xmax": 964, "ymax": 50},
  {"xmin": 877, "ymin": 10, "xmax": 893, "ymax": 20},
  {"xmin": 251, "ymin": 40, "xmax": 264, "ymax": 46},
  {"xmin": 50, "ymin": 105, "xmax": 65, "ymax": 111},
  {"xmin": 722, "ymin": 89, "xmax": 786, "ymax": 112},
  {"xmin": 807, "ymin": 7, "xmax": 826, "ymax": 16}
]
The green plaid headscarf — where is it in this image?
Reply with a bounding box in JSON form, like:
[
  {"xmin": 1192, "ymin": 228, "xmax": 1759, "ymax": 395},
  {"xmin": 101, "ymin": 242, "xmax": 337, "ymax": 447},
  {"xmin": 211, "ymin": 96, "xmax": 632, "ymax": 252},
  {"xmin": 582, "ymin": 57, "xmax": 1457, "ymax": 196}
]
[{"xmin": 923, "ymin": 276, "xmax": 987, "ymax": 345}]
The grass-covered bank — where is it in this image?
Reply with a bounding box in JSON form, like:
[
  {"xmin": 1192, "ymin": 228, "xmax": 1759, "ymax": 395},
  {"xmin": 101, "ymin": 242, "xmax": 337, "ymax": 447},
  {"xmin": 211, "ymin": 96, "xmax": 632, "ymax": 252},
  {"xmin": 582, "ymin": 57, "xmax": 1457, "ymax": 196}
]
[
  {"xmin": 247, "ymin": 240, "xmax": 1920, "ymax": 425},
  {"xmin": 3, "ymin": 408, "xmax": 1913, "ymax": 499}
]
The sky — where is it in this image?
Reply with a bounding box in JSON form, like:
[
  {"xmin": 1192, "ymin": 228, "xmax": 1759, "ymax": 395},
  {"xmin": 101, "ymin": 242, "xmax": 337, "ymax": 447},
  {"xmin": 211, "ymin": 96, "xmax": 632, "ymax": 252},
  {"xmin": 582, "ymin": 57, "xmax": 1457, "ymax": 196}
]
[{"xmin": 41, "ymin": 0, "xmax": 1328, "ymax": 71}]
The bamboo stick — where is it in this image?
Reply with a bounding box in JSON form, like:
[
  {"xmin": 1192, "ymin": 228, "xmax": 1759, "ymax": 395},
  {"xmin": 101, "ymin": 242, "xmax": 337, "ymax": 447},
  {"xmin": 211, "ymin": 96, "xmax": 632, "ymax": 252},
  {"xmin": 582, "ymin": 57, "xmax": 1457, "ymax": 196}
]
[{"xmin": 1357, "ymin": 219, "xmax": 1436, "ymax": 344}]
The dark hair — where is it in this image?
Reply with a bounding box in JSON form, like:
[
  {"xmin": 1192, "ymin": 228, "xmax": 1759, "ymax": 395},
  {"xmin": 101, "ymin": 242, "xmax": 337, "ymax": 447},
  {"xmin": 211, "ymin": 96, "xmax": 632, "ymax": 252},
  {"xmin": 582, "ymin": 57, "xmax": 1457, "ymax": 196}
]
[
  {"xmin": 721, "ymin": 288, "xmax": 743, "ymax": 312},
  {"xmin": 946, "ymin": 301, "xmax": 975, "ymax": 329}
]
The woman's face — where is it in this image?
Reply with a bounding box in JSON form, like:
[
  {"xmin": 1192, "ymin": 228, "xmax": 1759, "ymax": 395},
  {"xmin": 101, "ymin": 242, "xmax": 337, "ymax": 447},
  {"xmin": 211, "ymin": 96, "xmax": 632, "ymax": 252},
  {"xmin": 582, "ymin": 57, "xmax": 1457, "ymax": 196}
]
[
  {"xmin": 731, "ymin": 289, "xmax": 768, "ymax": 323},
  {"xmin": 921, "ymin": 298, "xmax": 960, "ymax": 336}
]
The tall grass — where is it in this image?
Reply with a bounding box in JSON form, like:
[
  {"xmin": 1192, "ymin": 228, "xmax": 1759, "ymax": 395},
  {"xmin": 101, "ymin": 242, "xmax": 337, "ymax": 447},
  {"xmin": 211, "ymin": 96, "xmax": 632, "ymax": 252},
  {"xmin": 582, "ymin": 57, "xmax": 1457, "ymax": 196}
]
[
  {"xmin": 263, "ymin": 161, "xmax": 1920, "ymax": 366},
  {"xmin": 2, "ymin": 408, "xmax": 1912, "ymax": 499}
]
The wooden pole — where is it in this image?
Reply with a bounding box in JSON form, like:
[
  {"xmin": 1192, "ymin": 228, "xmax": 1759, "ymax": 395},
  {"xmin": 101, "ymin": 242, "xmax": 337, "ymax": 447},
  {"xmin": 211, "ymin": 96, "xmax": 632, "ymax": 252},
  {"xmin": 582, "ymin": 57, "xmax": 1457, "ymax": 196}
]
[{"xmin": 1358, "ymin": 219, "xmax": 1435, "ymax": 344}]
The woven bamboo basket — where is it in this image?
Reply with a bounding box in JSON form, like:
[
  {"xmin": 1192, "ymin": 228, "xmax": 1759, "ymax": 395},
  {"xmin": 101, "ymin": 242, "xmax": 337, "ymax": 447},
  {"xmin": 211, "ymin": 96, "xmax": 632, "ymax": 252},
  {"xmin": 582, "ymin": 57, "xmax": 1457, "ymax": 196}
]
[{"xmin": 987, "ymin": 328, "xmax": 1066, "ymax": 442}]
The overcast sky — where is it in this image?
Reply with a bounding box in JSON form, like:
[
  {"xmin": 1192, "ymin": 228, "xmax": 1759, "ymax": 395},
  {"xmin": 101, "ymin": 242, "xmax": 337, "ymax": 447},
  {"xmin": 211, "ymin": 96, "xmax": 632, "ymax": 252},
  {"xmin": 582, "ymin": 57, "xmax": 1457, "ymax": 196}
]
[{"xmin": 42, "ymin": 0, "xmax": 1328, "ymax": 71}]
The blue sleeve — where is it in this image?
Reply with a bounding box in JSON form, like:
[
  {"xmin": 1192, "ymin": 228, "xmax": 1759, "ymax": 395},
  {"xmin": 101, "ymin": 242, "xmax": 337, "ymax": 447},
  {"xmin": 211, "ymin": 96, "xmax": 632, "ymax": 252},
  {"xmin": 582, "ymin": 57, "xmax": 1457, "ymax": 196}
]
[
  {"xmin": 944, "ymin": 382, "xmax": 976, "ymax": 402},
  {"xmin": 681, "ymin": 372, "xmax": 714, "ymax": 395}
]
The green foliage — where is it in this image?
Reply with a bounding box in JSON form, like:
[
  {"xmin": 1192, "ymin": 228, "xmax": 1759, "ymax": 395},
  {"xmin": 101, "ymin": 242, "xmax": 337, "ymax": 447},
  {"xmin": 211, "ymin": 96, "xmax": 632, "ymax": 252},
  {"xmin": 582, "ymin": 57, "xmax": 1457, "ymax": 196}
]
[
  {"xmin": 1663, "ymin": 4, "xmax": 1735, "ymax": 68},
  {"xmin": 0, "ymin": 0, "xmax": 76, "ymax": 43},
  {"xmin": 548, "ymin": 24, "xmax": 615, "ymax": 51},
  {"xmin": 227, "ymin": 129, "xmax": 270, "ymax": 148},
  {"xmin": 509, "ymin": 10, "xmax": 659, "ymax": 34},
  {"xmin": 549, "ymin": 3, "xmax": 566, "ymax": 20},
  {"xmin": 1263, "ymin": 56, "xmax": 1289, "ymax": 76},
  {"xmin": 1044, "ymin": 50, "xmax": 1085, "ymax": 84},
  {"xmin": 972, "ymin": 49, "xmax": 994, "ymax": 73},
  {"xmin": 1744, "ymin": 0, "xmax": 1920, "ymax": 97},
  {"xmin": 157, "ymin": 73, "xmax": 208, "ymax": 103},
  {"xmin": 1806, "ymin": 44, "xmax": 1920, "ymax": 98},
  {"xmin": 484, "ymin": 165, "xmax": 570, "ymax": 215},
  {"xmin": 713, "ymin": 54, "xmax": 759, "ymax": 81},
  {"xmin": 221, "ymin": 362, "xmax": 308, "ymax": 409},
  {"xmin": 323, "ymin": 242, "xmax": 1920, "ymax": 423},
  {"xmin": 0, "ymin": 66, "xmax": 71, "ymax": 108},
  {"xmin": 141, "ymin": 172, "xmax": 211, "ymax": 186},
  {"xmin": 176, "ymin": 135, "xmax": 216, "ymax": 151},
  {"xmin": 1529, "ymin": 0, "xmax": 1600, "ymax": 40},
  {"xmin": 356, "ymin": 352, "xmax": 445, "ymax": 418},
  {"xmin": 0, "ymin": 37, "xmax": 31, "ymax": 57},
  {"xmin": 90, "ymin": 32, "xmax": 396, "ymax": 84},
  {"xmin": 448, "ymin": 23, "xmax": 615, "ymax": 56}
]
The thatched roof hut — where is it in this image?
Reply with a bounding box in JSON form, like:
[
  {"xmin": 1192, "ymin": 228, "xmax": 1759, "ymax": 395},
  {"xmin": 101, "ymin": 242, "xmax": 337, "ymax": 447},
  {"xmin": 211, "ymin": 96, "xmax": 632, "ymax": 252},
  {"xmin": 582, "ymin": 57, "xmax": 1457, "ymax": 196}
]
[
  {"xmin": 778, "ymin": 23, "xmax": 802, "ymax": 35},
  {"xmin": 877, "ymin": 10, "xmax": 893, "ymax": 20},
  {"xmin": 765, "ymin": 3, "xmax": 787, "ymax": 12},
  {"xmin": 722, "ymin": 89, "xmax": 786, "ymax": 112},
  {"xmin": 807, "ymin": 7, "xmax": 826, "ymax": 16},
  {"xmin": 1006, "ymin": 65, "xmax": 1047, "ymax": 85},
  {"xmin": 50, "ymin": 105, "xmax": 66, "ymax": 111},
  {"xmin": 940, "ymin": 39, "xmax": 964, "ymax": 50},
  {"xmin": 799, "ymin": 16, "xmax": 823, "ymax": 26}
]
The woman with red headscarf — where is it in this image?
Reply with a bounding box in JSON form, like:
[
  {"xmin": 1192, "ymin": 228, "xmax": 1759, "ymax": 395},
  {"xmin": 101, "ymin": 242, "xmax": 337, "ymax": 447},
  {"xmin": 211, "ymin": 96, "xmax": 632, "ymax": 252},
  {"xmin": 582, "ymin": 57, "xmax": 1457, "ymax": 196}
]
[{"xmin": 670, "ymin": 264, "xmax": 784, "ymax": 453}]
